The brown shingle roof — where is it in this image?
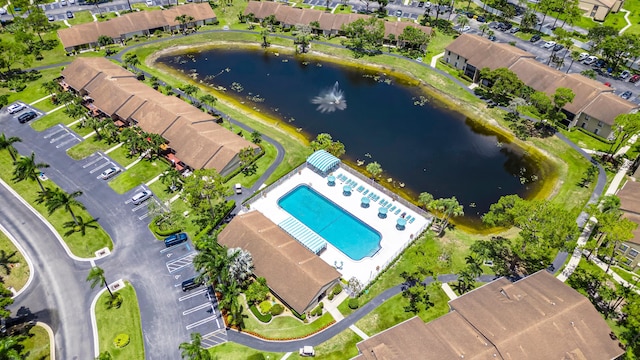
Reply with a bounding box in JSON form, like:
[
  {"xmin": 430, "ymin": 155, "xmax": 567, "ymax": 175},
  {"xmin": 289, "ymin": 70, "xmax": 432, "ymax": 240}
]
[
  {"xmin": 63, "ymin": 58, "xmax": 256, "ymax": 172},
  {"xmin": 354, "ymin": 271, "xmax": 623, "ymax": 360},
  {"xmin": 58, "ymin": 3, "xmax": 216, "ymax": 49},
  {"xmin": 217, "ymin": 211, "xmax": 341, "ymax": 314},
  {"xmin": 446, "ymin": 34, "xmax": 535, "ymax": 71},
  {"xmin": 582, "ymin": 92, "xmax": 639, "ymax": 126},
  {"xmin": 618, "ymin": 180, "xmax": 640, "ymax": 215}
]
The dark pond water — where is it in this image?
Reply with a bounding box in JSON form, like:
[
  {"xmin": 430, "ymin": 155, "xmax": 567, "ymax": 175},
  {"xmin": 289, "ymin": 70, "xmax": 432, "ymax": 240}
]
[{"xmin": 158, "ymin": 48, "xmax": 553, "ymax": 227}]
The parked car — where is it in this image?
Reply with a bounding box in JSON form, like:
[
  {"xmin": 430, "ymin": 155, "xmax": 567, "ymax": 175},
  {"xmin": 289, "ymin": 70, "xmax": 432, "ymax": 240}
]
[
  {"xmin": 461, "ymin": 25, "xmax": 471, "ymax": 32},
  {"xmin": 66, "ymin": 10, "xmax": 73, "ymax": 18},
  {"xmin": 7, "ymin": 103, "xmax": 26, "ymax": 114},
  {"xmin": 47, "ymin": 14, "xmax": 55, "ymax": 21},
  {"xmin": 488, "ymin": 35, "xmax": 496, "ymax": 41},
  {"xmin": 424, "ymin": 1, "xmax": 431, "ymax": 8},
  {"xmin": 477, "ymin": 15, "xmax": 486, "ymax": 22},
  {"xmin": 100, "ymin": 167, "xmax": 120, "ymax": 180},
  {"xmin": 619, "ymin": 70, "xmax": 631, "ymax": 79},
  {"xmin": 509, "ymin": 27, "xmax": 520, "ymax": 34},
  {"xmin": 630, "ymin": 74, "xmax": 640, "ymax": 83},
  {"xmin": 146, "ymin": 0, "xmax": 153, "ymax": 5},
  {"xmin": 395, "ymin": 9, "xmax": 402, "ymax": 17},
  {"xmin": 181, "ymin": 277, "xmax": 203, "ymax": 292},
  {"xmin": 235, "ymin": 183, "xmax": 242, "ymax": 194},
  {"xmin": 0, "ymin": 7, "xmax": 7, "ymax": 14},
  {"xmin": 164, "ymin": 232, "xmax": 188, "ymax": 247},
  {"xmin": 578, "ymin": 52, "xmax": 589, "ymax": 61},
  {"xmin": 417, "ymin": 1, "xmax": 424, "ymax": 7},
  {"xmin": 500, "ymin": 23, "xmax": 513, "ymax": 31},
  {"xmin": 486, "ymin": 99, "xmax": 497, "ymax": 108},
  {"xmin": 543, "ymin": 40, "xmax": 556, "ymax": 49},
  {"xmin": 529, "ymin": 34, "xmax": 541, "ymax": 43},
  {"xmin": 299, "ymin": 346, "xmax": 315, "ymax": 357},
  {"xmin": 594, "ymin": 59, "xmax": 606, "ymax": 68},
  {"xmin": 489, "ymin": 21, "xmax": 499, "ymax": 29},
  {"xmin": 60, "ymin": 0, "xmax": 67, "ymax": 5},
  {"xmin": 131, "ymin": 190, "xmax": 152, "ymax": 205},
  {"xmin": 17, "ymin": 111, "xmax": 37, "ymax": 124},
  {"xmin": 552, "ymin": 44, "xmax": 564, "ymax": 52},
  {"xmin": 620, "ymin": 91, "xmax": 633, "ymax": 100},
  {"xmin": 583, "ymin": 56, "xmax": 598, "ymax": 65}
]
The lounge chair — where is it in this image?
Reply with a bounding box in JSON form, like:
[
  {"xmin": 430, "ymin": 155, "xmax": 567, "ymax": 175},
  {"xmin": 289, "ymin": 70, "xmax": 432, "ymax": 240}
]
[
  {"xmin": 409, "ymin": 217, "xmax": 415, "ymax": 224},
  {"xmin": 381, "ymin": 199, "xmax": 387, "ymax": 206},
  {"xmin": 395, "ymin": 208, "xmax": 401, "ymax": 215},
  {"xmin": 374, "ymin": 195, "xmax": 380, "ymax": 201},
  {"xmin": 385, "ymin": 203, "xmax": 392, "ymax": 209},
  {"xmin": 357, "ymin": 186, "xmax": 364, "ymax": 192},
  {"xmin": 363, "ymin": 189, "xmax": 369, "ymax": 196},
  {"xmin": 389, "ymin": 206, "xmax": 396, "ymax": 212}
]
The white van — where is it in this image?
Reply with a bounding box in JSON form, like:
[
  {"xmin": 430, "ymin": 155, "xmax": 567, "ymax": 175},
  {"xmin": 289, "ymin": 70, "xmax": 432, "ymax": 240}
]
[{"xmin": 234, "ymin": 183, "xmax": 242, "ymax": 194}]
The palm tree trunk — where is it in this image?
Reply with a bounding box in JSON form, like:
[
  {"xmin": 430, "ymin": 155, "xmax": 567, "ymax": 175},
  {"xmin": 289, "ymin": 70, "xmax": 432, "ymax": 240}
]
[
  {"xmin": 35, "ymin": 176, "xmax": 45, "ymax": 192},
  {"xmin": 566, "ymin": 58, "xmax": 575, "ymax": 73},
  {"xmin": 69, "ymin": 209, "xmax": 79, "ymax": 226},
  {"xmin": 103, "ymin": 278, "xmax": 114, "ymax": 298}
]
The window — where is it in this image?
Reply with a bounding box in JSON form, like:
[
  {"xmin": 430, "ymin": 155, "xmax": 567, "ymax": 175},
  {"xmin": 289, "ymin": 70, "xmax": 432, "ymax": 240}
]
[
  {"xmin": 457, "ymin": 55, "xmax": 460, "ymax": 60},
  {"xmin": 454, "ymin": 61, "xmax": 458, "ymax": 67},
  {"xmin": 620, "ymin": 244, "xmax": 629, "ymax": 252},
  {"xmin": 624, "ymin": 258, "xmax": 633, "ymax": 266},
  {"xmin": 447, "ymin": 50, "xmax": 450, "ymax": 56},
  {"xmin": 584, "ymin": 115, "xmax": 590, "ymax": 120},
  {"xmin": 581, "ymin": 122, "xmax": 586, "ymax": 128},
  {"xmin": 629, "ymin": 249, "xmax": 638, "ymax": 258},
  {"xmin": 597, "ymin": 121, "xmax": 603, "ymax": 127}
]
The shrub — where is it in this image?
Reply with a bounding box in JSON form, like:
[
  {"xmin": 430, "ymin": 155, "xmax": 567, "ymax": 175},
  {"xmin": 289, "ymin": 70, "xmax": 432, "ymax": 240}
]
[
  {"xmin": 247, "ymin": 354, "xmax": 266, "ymax": 360},
  {"xmin": 250, "ymin": 304, "xmax": 272, "ymax": 323},
  {"xmin": 113, "ymin": 334, "xmax": 130, "ymax": 348},
  {"xmin": 292, "ymin": 308, "xmax": 306, "ymax": 321},
  {"xmin": 332, "ymin": 285, "xmax": 343, "ymax": 296},
  {"xmin": 270, "ymin": 304, "xmax": 284, "ymax": 316},
  {"xmin": 328, "ymin": 293, "xmax": 334, "ymax": 300},
  {"xmin": 258, "ymin": 300, "xmax": 272, "ymax": 314},
  {"xmin": 310, "ymin": 304, "xmax": 323, "ymax": 316},
  {"xmin": 348, "ymin": 298, "xmax": 359, "ymax": 309}
]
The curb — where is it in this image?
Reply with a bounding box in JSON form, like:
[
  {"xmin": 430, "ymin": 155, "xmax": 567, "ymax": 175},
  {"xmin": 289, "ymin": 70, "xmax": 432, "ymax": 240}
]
[
  {"xmin": 0, "ymin": 222, "xmax": 35, "ymax": 299},
  {"xmin": 36, "ymin": 321, "xmax": 56, "ymax": 360},
  {"xmin": 90, "ymin": 286, "xmax": 108, "ymax": 358}
]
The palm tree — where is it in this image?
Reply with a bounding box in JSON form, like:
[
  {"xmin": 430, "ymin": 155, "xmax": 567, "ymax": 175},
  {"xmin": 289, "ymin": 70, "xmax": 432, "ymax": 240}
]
[
  {"xmin": 86, "ymin": 266, "xmax": 114, "ymax": 298},
  {"xmin": 175, "ymin": 14, "xmax": 195, "ymax": 33},
  {"xmin": 366, "ymin": 162, "xmax": 383, "ymax": 181},
  {"xmin": 227, "ymin": 248, "xmax": 254, "ymax": 284},
  {"xmin": 199, "ymin": 94, "xmax": 217, "ymax": 109},
  {"xmin": 12, "ymin": 152, "xmax": 49, "ymax": 192},
  {"xmin": 42, "ymin": 80, "xmax": 59, "ymax": 97},
  {"xmin": 180, "ymin": 84, "xmax": 199, "ymax": 100},
  {"xmin": 566, "ymin": 50, "xmax": 582, "ymax": 74},
  {"xmin": 45, "ymin": 188, "xmax": 85, "ymax": 225},
  {"xmin": 160, "ymin": 168, "xmax": 183, "ymax": 192},
  {"xmin": 101, "ymin": 121, "xmax": 120, "ymax": 145},
  {"xmin": 216, "ymin": 280, "xmax": 240, "ymax": 313},
  {"xmin": 433, "ymin": 197, "xmax": 464, "ymax": 234},
  {"xmin": 193, "ymin": 238, "xmax": 229, "ymax": 286},
  {"xmin": 96, "ymin": 351, "xmax": 113, "ymax": 360},
  {"xmin": 0, "ymin": 133, "xmax": 21, "ymax": 161},
  {"xmin": 63, "ymin": 215, "xmax": 98, "ymax": 236},
  {"xmin": 179, "ymin": 332, "xmax": 211, "ymax": 360},
  {"xmin": 0, "ymin": 336, "xmax": 21, "ymax": 360},
  {"xmin": 260, "ymin": 29, "xmax": 270, "ymax": 48},
  {"xmin": 418, "ymin": 192, "xmax": 434, "ymax": 210},
  {"xmin": 67, "ymin": 103, "xmax": 87, "ymax": 126},
  {"xmin": 250, "ymin": 131, "xmax": 262, "ymax": 144},
  {"xmin": 0, "ymin": 249, "xmax": 18, "ymax": 275},
  {"xmin": 479, "ymin": 23, "xmax": 489, "ymax": 36}
]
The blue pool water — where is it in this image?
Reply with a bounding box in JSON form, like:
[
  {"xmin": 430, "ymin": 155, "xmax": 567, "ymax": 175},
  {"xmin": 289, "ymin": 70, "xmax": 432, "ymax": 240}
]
[{"xmin": 278, "ymin": 185, "xmax": 381, "ymax": 261}]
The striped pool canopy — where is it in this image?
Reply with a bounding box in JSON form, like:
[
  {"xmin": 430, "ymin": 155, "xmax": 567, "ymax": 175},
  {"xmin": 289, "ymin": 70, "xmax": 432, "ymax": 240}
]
[{"xmin": 307, "ymin": 150, "xmax": 341, "ymax": 174}]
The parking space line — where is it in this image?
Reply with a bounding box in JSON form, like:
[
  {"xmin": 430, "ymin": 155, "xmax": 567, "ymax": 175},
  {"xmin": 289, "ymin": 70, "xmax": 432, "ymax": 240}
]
[
  {"xmin": 55, "ymin": 136, "xmax": 80, "ymax": 149},
  {"xmin": 89, "ymin": 161, "xmax": 112, "ymax": 174},
  {"xmin": 179, "ymin": 288, "xmax": 208, "ymax": 301},
  {"xmin": 186, "ymin": 316, "xmax": 216, "ymax": 330},
  {"xmin": 167, "ymin": 253, "xmax": 196, "ymax": 273},
  {"xmin": 43, "ymin": 125, "xmax": 65, "ymax": 139},
  {"xmin": 182, "ymin": 302, "xmax": 211, "ymax": 316}
]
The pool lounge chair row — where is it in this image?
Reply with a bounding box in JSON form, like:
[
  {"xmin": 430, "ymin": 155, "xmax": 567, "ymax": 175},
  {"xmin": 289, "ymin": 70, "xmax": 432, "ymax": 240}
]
[
  {"xmin": 367, "ymin": 192, "xmax": 380, "ymax": 202},
  {"xmin": 405, "ymin": 215, "xmax": 415, "ymax": 224}
]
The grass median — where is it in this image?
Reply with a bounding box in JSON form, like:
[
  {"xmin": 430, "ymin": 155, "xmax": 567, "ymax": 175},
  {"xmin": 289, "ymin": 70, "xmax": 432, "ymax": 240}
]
[
  {"xmin": 0, "ymin": 230, "xmax": 30, "ymax": 292},
  {"xmin": 242, "ymin": 307, "xmax": 334, "ymax": 339},
  {"xmin": 31, "ymin": 108, "xmax": 78, "ymax": 132},
  {"xmin": 0, "ymin": 153, "xmax": 113, "ymax": 258},
  {"xmin": 95, "ymin": 282, "xmax": 145, "ymax": 359},
  {"xmin": 21, "ymin": 324, "xmax": 51, "ymax": 360},
  {"xmin": 207, "ymin": 342, "xmax": 282, "ymax": 360},
  {"xmin": 108, "ymin": 158, "xmax": 169, "ymax": 194}
]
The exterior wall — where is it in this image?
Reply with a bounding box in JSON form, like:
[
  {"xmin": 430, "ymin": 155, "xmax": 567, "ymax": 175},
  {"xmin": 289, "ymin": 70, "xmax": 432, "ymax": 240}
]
[
  {"xmin": 572, "ymin": 112, "xmax": 614, "ymax": 139},
  {"xmin": 616, "ymin": 242, "xmax": 640, "ymax": 270},
  {"xmin": 443, "ymin": 50, "xmax": 468, "ymax": 71}
]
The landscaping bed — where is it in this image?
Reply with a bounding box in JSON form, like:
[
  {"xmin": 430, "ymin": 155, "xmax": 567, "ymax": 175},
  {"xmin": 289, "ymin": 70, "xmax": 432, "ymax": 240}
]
[{"xmin": 95, "ymin": 282, "xmax": 144, "ymax": 359}]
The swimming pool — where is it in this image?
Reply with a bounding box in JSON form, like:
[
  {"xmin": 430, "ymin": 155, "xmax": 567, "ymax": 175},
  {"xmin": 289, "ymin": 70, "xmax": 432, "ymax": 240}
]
[{"xmin": 278, "ymin": 185, "xmax": 381, "ymax": 260}]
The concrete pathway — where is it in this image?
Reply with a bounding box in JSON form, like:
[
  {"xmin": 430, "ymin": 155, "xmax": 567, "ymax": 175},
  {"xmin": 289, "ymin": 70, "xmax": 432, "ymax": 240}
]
[
  {"xmin": 28, "ymin": 94, "xmax": 52, "ymax": 106},
  {"xmin": 441, "ymin": 282, "xmax": 458, "ymax": 300},
  {"xmin": 46, "ymin": 104, "xmax": 66, "ymax": 115},
  {"xmin": 83, "ymin": 131, "xmax": 96, "ymax": 139},
  {"xmin": 324, "ymin": 291, "xmax": 348, "ymax": 322},
  {"xmin": 63, "ymin": 19, "xmax": 71, "ymax": 28},
  {"xmin": 145, "ymin": 172, "xmax": 163, "ymax": 186},
  {"xmin": 605, "ymin": 159, "xmax": 633, "ymax": 196},
  {"xmin": 91, "ymin": 13, "xmax": 98, "ymax": 22},
  {"xmin": 124, "ymin": 156, "xmax": 143, "ymax": 170},
  {"xmin": 430, "ymin": 52, "xmax": 444, "ymax": 68},
  {"xmin": 557, "ymin": 220, "xmax": 595, "ymax": 282},
  {"xmin": 620, "ymin": 9, "xmax": 632, "ymax": 35},
  {"xmin": 104, "ymin": 142, "xmax": 123, "ymax": 154},
  {"xmin": 349, "ymin": 325, "xmax": 369, "ymax": 340}
]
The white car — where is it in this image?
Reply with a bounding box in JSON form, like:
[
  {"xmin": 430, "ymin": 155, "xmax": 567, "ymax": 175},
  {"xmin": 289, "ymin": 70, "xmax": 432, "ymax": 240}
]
[
  {"xmin": 619, "ymin": 70, "xmax": 631, "ymax": 79},
  {"xmin": 131, "ymin": 190, "xmax": 153, "ymax": 205},
  {"xmin": 146, "ymin": 0, "xmax": 153, "ymax": 5},
  {"xmin": 0, "ymin": 7, "xmax": 7, "ymax": 15},
  {"xmin": 7, "ymin": 103, "xmax": 26, "ymax": 114},
  {"xmin": 235, "ymin": 183, "xmax": 242, "ymax": 194},
  {"xmin": 583, "ymin": 55, "xmax": 598, "ymax": 65},
  {"xmin": 100, "ymin": 167, "xmax": 120, "ymax": 180},
  {"xmin": 60, "ymin": 0, "xmax": 67, "ymax": 6},
  {"xmin": 299, "ymin": 346, "xmax": 315, "ymax": 357},
  {"xmin": 578, "ymin": 52, "xmax": 589, "ymax": 61},
  {"xmin": 461, "ymin": 25, "xmax": 471, "ymax": 32},
  {"xmin": 542, "ymin": 41, "xmax": 556, "ymax": 49}
]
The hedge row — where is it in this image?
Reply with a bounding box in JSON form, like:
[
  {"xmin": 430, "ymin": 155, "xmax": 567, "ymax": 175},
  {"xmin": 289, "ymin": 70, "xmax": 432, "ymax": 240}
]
[
  {"xmin": 240, "ymin": 320, "xmax": 336, "ymax": 341},
  {"xmin": 250, "ymin": 304, "xmax": 272, "ymax": 323},
  {"xmin": 148, "ymin": 218, "xmax": 182, "ymax": 237}
]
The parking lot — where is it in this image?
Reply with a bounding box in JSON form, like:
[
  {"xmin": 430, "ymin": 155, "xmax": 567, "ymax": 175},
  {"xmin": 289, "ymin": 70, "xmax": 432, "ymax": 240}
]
[
  {"xmin": 42, "ymin": 123, "xmax": 82, "ymax": 151},
  {"xmin": 158, "ymin": 241, "xmax": 226, "ymax": 348},
  {"xmin": 124, "ymin": 186, "xmax": 163, "ymax": 221}
]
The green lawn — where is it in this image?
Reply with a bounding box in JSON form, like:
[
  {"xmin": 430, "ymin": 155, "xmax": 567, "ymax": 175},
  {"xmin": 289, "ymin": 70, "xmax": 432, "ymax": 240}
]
[
  {"xmin": 0, "ymin": 153, "xmax": 113, "ymax": 258},
  {"xmin": 424, "ymin": 31, "xmax": 454, "ymax": 63},
  {"xmin": 105, "ymin": 145, "xmax": 137, "ymax": 169},
  {"xmin": 243, "ymin": 305, "xmax": 335, "ymax": 339},
  {"xmin": 67, "ymin": 137, "xmax": 117, "ymax": 160},
  {"xmin": 70, "ymin": 123, "xmax": 96, "ymax": 137},
  {"xmin": 95, "ymin": 283, "xmax": 145, "ymax": 359},
  {"xmin": 21, "ymin": 324, "xmax": 51, "ymax": 360},
  {"xmin": 207, "ymin": 342, "xmax": 283, "ymax": 360},
  {"xmin": 31, "ymin": 108, "xmax": 79, "ymax": 132},
  {"xmin": 0, "ymin": 68, "xmax": 61, "ymax": 108},
  {"xmin": 31, "ymin": 97, "xmax": 59, "ymax": 113},
  {"xmin": 560, "ymin": 128, "xmax": 621, "ymax": 153},
  {"xmin": 226, "ymin": 141, "xmax": 277, "ymax": 188},
  {"xmin": 285, "ymin": 329, "xmax": 362, "ymax": 359},
  {"xmin": 612, "ymin": 266, "xmax": 640, "ymax": 285},
  {"xmin": 108, "ymin": 159, "xmax": 169, "ymax": 194},
  {"xmin": 0, "ymin": 230, "xmax": 30, "ymax": 292},
  {"xmin": 355, "ymin": 286, "xmax": 450, "ymax": 336},
  {"xmin": 333, "ymin": 5, "xmax": 352, "ymax": 14},
  {"xmin": 67, "ymin": 10, "xmax": 95, "ymax": 26}
]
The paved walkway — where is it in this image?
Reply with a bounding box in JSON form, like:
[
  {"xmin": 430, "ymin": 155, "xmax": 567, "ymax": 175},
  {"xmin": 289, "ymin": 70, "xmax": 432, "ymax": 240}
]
[
  {"xmin": 620, "ymin": 9, "xmax": 632, "ymax": 35},
  {"xmin": 430, "ymin": 52, "xmax": 444, "ymax": 68}
]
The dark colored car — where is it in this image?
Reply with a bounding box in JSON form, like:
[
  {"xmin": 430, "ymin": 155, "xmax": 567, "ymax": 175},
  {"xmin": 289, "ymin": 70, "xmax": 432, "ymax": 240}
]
[
  {"xmin": 501, "ymin": 23, "xmax": 513, "ymax": 31},
  {"xmin": 529, "ymin": 34, "xmax": 541, "ymax": 42},
  {"xmin": 66, "ymin": 10, "xmax": 73, "ymax": 18},
  {"xmin": 477, "ymin": 15, "xmax": 486, "ymax": 22},
  {"xmin": 17, "ymin": 111, "xmax": 37, "ymax": 124},
  {"xmin": 552, "ymin": 44, "xmax": 564, "ymax": 52},
  {"xmin": 486, "ymin": 99, "xmax": 497, "ymax": 108},
  {"xmin": 594, "ymin": 59, "xmax": 606, "ymax": 68},
  {"xmin": 620, "ymin": 91, "xmax": 633, "ymax": 100},
  {"xmin": 164, "ymin": 232, "xmax": 188, "ymax": 247},
  {"xmin": 488, "ymin": 35, "xmax": 496, "ymax": 41},
  {"xmin": 181, "ymin": 277, "xmax": 203, "ymax": 292}
]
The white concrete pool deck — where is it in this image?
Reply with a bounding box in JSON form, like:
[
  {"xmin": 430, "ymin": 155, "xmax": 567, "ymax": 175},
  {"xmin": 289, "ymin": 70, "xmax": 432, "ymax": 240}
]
[{"xmin": 244, "ymin": 166, "xmax": 431, "ymax": 286}]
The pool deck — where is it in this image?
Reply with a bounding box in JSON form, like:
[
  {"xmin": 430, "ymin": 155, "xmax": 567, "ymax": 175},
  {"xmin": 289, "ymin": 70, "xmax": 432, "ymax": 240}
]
[{"xmin": 245, "ymin": 166, "xmax": 432, "ymax": 286}]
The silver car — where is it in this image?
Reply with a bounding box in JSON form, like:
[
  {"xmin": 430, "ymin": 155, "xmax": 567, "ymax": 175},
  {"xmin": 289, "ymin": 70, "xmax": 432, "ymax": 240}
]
[
  {"xmin": 131, "ymin": 190, "xmax": 152, "ymax": 205},
  {"xmin": 100, "ymin": 167, "xmax": 120, "ymax": 180}
]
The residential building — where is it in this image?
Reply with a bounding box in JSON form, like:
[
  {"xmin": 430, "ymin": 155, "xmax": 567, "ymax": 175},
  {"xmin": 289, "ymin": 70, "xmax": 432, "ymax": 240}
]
[
  {"xmin": 217, "ymin": 211, "xmax": 341, "ymax": 314},
  {"xmin": 445, "ymin": 34, "xmax": 638, "ymax": 139},
  {"xmin": 57, "ymin": 3, "xmax": 217, "ymax": 52},
  {"xmin": 353, "ymin": 271, "xmax": 624, "ymax": 359},
  {"xmin": 579, "ymin": 0, "xmax": 624, "ymax": 21},
  {"xmin": 243, "ymin": 1, "xmax": 431, "ymax": 39},
  {"xmin": 615, "ymin": 180, "xmax": 640, "ymax": 269},
  {"xmin": 61, "ymin": 57, "xmax": 258, "ymax": 176}
]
